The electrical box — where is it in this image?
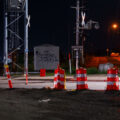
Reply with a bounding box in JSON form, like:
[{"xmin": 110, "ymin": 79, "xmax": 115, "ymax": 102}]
[{"xmin": 34, "ymin": 45, "xmax": 59, "ymax": 70}]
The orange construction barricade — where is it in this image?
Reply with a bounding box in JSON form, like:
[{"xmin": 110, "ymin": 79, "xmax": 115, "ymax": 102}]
[
  {"xmin": 106, "ymin": 68, "xmax": 119, "ymax": 91},
  {"xmin": 76, "ymin": 68, "xmax": 88, "ymax": 90},
  {"xmin": 54, "ymin": 67, "xmax": 65, "ymax": 90}
]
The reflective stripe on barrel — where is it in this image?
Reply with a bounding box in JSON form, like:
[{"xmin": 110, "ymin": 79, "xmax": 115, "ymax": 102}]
[
  {"xmin": 107, "ymin": 81, "xmax": 119, "ymax": 85},
  {"xmin": 76, "ymin": 74, "xmax": 87, "ymax": 78},
  {"xmin": 107, "ymin": 74, "xmax": 118, "ymax": 78},
  {"xmin": 77, "ymin": 81, "xmax": 87, "ymax": 85},
  {"xmin": 54, "ymin": 73, "xmax": 64, "ymax": 78},
  {"xmin": 54, "ymin": 80, "xmax": 65, "ymax": 85}
]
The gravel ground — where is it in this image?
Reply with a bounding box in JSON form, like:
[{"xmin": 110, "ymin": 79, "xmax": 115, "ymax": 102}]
[{"xmin": 0, "ymin": 88, "xmax": 120, "ymax": 120}]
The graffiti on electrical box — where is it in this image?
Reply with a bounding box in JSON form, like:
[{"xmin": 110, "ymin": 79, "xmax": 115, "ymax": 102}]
[{"xmin": 34, "ymin": 45, "xmax": 59, "ymax": 70}]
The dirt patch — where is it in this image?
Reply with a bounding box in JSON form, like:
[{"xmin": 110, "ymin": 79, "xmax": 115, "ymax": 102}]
[{"xmin": 0, "ymin": 88, "xmax": 120, "ymax": 120}]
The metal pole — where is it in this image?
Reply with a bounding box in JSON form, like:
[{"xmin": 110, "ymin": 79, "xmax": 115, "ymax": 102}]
[
  {"xmin": 24, "ymin": 0, "xmax": 29, "ymax": 74},
  {"xmin": 82, "ymin": 35, "xmax": 84, "ymax": 65},
  {"xmin": 4, "ymin": 12, "xmax": 8, "ymax": 66},
  {"xmin": 76, "ymin": 0, "xmax": 80, "ymax": 70},
  {"xmin": 69, "ymin": 53, "xmax": 72, "ymax": 74}
]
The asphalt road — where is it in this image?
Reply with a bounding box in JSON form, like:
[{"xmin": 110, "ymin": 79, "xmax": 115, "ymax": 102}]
[{"xmin": 0, "ymin": 75, "xmax": 120, "ymax": 120}]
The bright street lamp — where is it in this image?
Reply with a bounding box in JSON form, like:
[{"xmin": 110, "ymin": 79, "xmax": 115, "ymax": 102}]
[{"xmin": 112, "ymin": 23, "xmax": 118, "ymax": 30}]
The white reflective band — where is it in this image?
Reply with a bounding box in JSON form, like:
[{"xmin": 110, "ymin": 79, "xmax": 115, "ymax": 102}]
[
  {"xmin": 60, "ymin": 74, "xmax": 64, "ymax": 78},
  {"xmin": 116, "ymin": 82, "xmax": 119, "ymax": 86},
  {"xmin": 54, "ymin": 73, "xmax": 60, "ymax": 77},
  {"xmin": 77, "ymin": 81, "xmax": 87, "ymax": 85},
  {"xmin": 76, "ymin": 74, "xmax": 87, "ymax": 78},
  {"xmin": 8, "ymin": 78, "xmax": 11, "ymax": 81},
  {"xmin": 6, "ymin": 72, "xmax": 10, "ymax": 75},
  {"xmin": 107, "ymin": 74, "xmax": 118, "ymax": 78},
  {"xmin": 107, "ymin": 81, "xmax": 119, "ymax": 85},
  {"xmin": 54, "ymin": 73, "xmax": 64, "ymax": 78},
  {"xmin": 54, "ymin": 80, "xmax": 64, "ymax": 85}
]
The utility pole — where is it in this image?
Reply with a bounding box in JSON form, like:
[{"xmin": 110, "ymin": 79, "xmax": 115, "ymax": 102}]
[
  {"xmin": 71, "ymin": 0, "xmax": 80, "ymax": 70},
  {"xmin": 81, "ymin": 8, "xmax": 86, "ymax": 65},
  {"xmin": 76, "ymin": 0, "xmax": 80, "ymax": 70},
  {"xmin": 24, "ymin": 0, "xmax": 29, "ymax": 75},
  {"xmin": 4, "ymin": 12, "xmax": 8, "ymax": 66},
  {"xmin": 71, "ymin": 0, "xmax": 100, "ymax": 69}
]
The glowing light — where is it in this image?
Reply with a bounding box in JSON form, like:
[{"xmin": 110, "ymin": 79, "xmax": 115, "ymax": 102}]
[{"xmin": 112, "ymin": 23, "xmax": 118, "ymax": 29}]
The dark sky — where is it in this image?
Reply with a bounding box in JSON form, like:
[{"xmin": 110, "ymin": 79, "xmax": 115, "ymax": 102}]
[
  {"xmin": 29, "ymin": 0, "xmax": 120, "ymax": 54},
  {"xmin": 0, "ymin": 0, "xmax": 120, "ymax": 61}
]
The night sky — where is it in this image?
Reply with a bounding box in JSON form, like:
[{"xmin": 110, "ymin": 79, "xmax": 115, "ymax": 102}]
[{"xmin": 0, "ymin": 0, "xmax": 120, "ymax": 61}]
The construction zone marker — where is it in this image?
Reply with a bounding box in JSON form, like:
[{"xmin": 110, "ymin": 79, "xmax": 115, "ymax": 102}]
[
  {"xmin": 4, "ymin": 64, "xmax": 13, "ymax": 89},
  {"xmin": 76, "ymin": 68, "xmax": 88, "ymax": 90},
  {"xmin": 106, "ymin": 68, "xmax": 119, "ymax": 91},
  {"xmin": 54, "ymin": 66, "xmax": 66, "ymax": 90}
]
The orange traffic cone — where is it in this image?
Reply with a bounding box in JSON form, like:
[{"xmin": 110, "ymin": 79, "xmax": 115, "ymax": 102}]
[{"xmin": 4, "ymin": 65, "xmax": 13, "ymax": 89}]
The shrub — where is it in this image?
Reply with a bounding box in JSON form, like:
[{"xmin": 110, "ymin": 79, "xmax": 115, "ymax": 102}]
[{"xmin": 87, "ymin": 67, "xmax": 98, "ymax": 74}]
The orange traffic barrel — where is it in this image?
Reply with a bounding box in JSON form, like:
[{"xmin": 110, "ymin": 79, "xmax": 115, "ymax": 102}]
[
  {"xmin": 76, "ymin": 68, "xmax": 88, "ymax": 90},
  {"xmin": 106, "ymin": 68, "xmax": 119, "ymax": 91},
  {"xmin": 54, "ymin": 67, "xmax": 65, "ymax": 90}
]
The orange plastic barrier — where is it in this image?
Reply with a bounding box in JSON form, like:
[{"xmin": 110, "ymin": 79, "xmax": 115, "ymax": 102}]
[
  {"xmin": 76, "ymin": 68, "xmax": 88, "ymax": 90},
  {"xmin": 106, "ymin": 68, "xmax": 119, "ymax": 91},
  {"xmin": 54, "ymin": 67, "xmax": 65, "ymax": 90}
]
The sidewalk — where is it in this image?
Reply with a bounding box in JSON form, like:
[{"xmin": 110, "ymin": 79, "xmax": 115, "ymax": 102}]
[
  {"xmin": 0, "ymin": 74, "xmax": 107, "ymax": 81},
  {"xmin": 0, "ymin": 74, "xmax": 108, "ymax": 90}
]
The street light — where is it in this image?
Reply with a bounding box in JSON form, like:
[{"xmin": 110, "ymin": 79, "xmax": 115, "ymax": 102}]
[
  {"xmin": 112, "ymin": 23, "xmax": 118, "ymax": 30},
  {"xmin": 107, "ymin": 23, "xmax": 119, "ymax": 57}
]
